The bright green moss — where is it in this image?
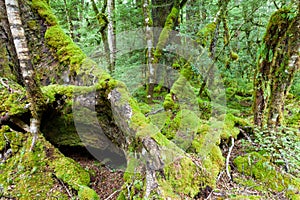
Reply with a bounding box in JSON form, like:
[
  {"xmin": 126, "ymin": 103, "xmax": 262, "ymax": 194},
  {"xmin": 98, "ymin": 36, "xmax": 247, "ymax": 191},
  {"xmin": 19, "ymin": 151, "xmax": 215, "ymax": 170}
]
[
  {"xmin": 78, "ymin": 185, "xmax": 100, "ymax": 200},
  {"xmin": 234, "ymin": 152, "xmax": 300, "ymax": 198},
  {"xmin": 31, "ymin": 0, "xmax": 58, "ymax": 25},
  {"xmin": 230, "ymin": 51, "xmax": 239, "ymax": 61},
  {"xmin": 163, "ymin": 93, "xmax": 178, "ymax": 111},
  {"xmin": 0, "ymin": 127, "xmax": 24, "ymax": 153},
  {"xmin": 163, "ymin": 157, "xmax": 201, "ymax": 197},
  {"xmin": 196, "ymin": 22, "xmax": 216, "ymax": 46},
  {"xmin": 0, "ymin": 79, "xmax": 27, "ymax": 116},
  {"xmin": 0, "ymin": 134, "xmax": 68, "ymax": 199},
  {"xmin": 52, "ymin": 157, "xmax": 90, "ymax": 190},
  {"xmin": 45, "ymin": 25, "xmax": 86, "ymax": 73}
]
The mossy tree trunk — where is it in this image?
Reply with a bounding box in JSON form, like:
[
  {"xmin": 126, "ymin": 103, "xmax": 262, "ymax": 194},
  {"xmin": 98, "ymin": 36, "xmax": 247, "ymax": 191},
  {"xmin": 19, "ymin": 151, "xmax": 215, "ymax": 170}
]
[
  {"xmin": 147, "ymin": 0, "xmax": 187, "ymax": 102},
  {"xmin": 198, "ymin": 0, "xmax": 230, "ymax": 97},
  {"xmin": 0, "ymin": 0, "xmax": 23, "ymax": 84},
  {"xmin": 253, "ymin": 8, "xmax": 300, "ymax": 129},
  {"xmin": 91, "ymin": 0, "xmax": 114, "ymax": 73}
]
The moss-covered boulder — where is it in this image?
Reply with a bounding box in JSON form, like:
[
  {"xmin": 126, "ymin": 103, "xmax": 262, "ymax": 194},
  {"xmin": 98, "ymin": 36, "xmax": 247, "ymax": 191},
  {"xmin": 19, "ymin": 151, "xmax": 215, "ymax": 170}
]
[
  {"xmin": 0, "ymin": 128, "xmax": 98, "ymax": 199},
  {"xmin": 234, "ymin": 152, "xmax": 300, "ymax": 199}
]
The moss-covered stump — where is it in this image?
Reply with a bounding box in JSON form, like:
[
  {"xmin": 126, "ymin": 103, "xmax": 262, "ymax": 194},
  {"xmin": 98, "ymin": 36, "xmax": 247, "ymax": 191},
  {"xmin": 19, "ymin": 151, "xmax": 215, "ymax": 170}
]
[
  {"xmin": 234, "ymin": 152, "xmax": 300, "ymax": 199},
  {"xmin": 0, "ymin": 127, "xmax": 98, "ymax": 199}
]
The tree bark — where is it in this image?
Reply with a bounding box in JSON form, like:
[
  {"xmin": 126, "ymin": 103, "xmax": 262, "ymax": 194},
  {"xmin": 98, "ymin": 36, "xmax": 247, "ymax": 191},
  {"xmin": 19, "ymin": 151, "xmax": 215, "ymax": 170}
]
[
  {"xmin": 147, "ymin": 0, "xmax": 187, "ymax": 101},
  {"xmin": 5, "ymin": 0, "xmax": 45, "ymax": 150},
  {"xmin": 107, "ymin": 0, "xmax": 116, "ymax": 71},
  {"xmin": 266, "ymin": 13, "xmax": 300, "ymax": 129},
  {"xmin": 143, "ymin": 0, "xmax": 155, "ymax": 103},
  {"xmin": 91, "ymin": 0, "xmax": 113, "ymax": 73},
  {"xmin": 253, "ymin": 8, "xmax": 300, "ymax": 129}
]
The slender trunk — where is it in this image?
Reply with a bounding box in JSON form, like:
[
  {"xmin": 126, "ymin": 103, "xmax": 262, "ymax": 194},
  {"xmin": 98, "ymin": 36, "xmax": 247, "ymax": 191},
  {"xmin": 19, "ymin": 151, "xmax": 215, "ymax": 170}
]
[
  {"xmin": 5, "ymin": 0, "xmax": 45, "ymax": 150},
  {"xmin": 91, "ymin": 0, "xmax": 112, "ymax": 72},
  {"xmin": 143, "ymin": 0, "xmax": 155, "ymax": 103},
  {"xmin": 199, "ymin": 0, "xmax": 230, "ymax": 97},
  {"xmin": 107, "ymin": 0, "xmax": 116, "ymax": 71},
  {"xmin": 63, "ymin": 0, "xmax": 75, "ymax": 40},
  {"xmin": 0, "ymin": 0, "xmax": 22, "ymax": 85}
]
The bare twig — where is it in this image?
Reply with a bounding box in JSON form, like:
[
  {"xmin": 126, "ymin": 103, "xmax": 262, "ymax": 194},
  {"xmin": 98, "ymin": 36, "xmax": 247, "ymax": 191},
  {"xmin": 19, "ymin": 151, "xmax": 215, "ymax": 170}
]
[
  {"xmin": 104, "ymin": 189, "xmax": 121, "ymax": 200},
  {"xmin": 10, "ymin": 117, "xmax": 30, "ymax": 132},
  {"xmin": 145, "ymin": 108, "xmax": 164, "ymax": 116},
  {"xmin": 239, "ymin": 128, "xmax": 253, "ymax": 144},
  {"xmin": 226, "ymin": 137, "xmax": 235, "ymax": 181},
  {"xmin": 205, "ymin": 190, "xmax": 213, "ymax": 200},
  {"xmin": 55, "ymin": 176, "xmax": 72, "ymax": 198}
]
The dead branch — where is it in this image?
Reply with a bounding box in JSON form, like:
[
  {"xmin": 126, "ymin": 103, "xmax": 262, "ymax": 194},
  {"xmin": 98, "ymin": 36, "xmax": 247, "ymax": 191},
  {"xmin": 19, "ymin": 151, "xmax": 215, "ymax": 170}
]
[{"xmin": 226, "ymin": 137, "xmax": 234, "ymax": 181}]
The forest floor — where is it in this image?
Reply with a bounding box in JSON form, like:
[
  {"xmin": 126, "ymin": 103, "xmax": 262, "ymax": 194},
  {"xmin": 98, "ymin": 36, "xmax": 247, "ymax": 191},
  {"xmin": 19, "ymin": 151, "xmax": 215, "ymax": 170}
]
[
  {"xmin": 207, "ymin": 140, "xmax": 288, "ymax": 200},
  {"xmin": 61, "ymin": 147, "xmax": 124, "ymax": 200},
  {"xmin": 58, "ymin": 139, "xmax": 288, "ymax": 200}
]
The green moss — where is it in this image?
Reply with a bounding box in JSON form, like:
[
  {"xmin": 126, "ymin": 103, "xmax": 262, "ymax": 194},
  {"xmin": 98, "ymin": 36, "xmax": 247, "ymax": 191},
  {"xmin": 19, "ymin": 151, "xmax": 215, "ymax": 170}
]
[
  {"xmin": 0, "ymin": 134, "xmax": 68, "ymax": 199},
  {"xmin": 27, "ymin": 20, "xmax": 39, "ymax": 31},
  {"xmin": 0, "ymin": 126, "xmax": 24, "ymax": 153},
  {"xmin": 163, "ymin": 93, "xmax": 178, "ymax": 111},
  {"xmin": 78, "ymin": 185, "xmax": 99, "ymax": 200},
  {"xmin": 153, "ymin": 6, "xmax": 180, "ymax": 62},
  {"xmin": 31, "ymin": 0, "xmax": 58, "ymax": 25},
  {"xmin": 234, "ymin": 152, "xmax": 300, "ymax": 197},
  {"xmin": 230, "ymin": 51, "xmax": 239, "ymax": 61},
  {"xmin": 45, "ymin": 25, "xmax": 86, "ymax": 73},
  {"xmin": 138, "ymin": 102, "xmax": 151, "ymax": 114},
  {"xmin": 41, "ymin": 84, "xmax": 100, "ymax": 147},
  {"xmin": 0, "ymin": 44, "xmax": 16, "ymax": 81},
  {"xmin": 0, "ymin": 79, "xmax": 27, "ymax": 116},
  {"xmin": 161, "ymin": 109, "xmax": 199, "ymax": 150},
  {"xmin": 52, "ymin": 157, "xmax": 90, "ymax": 190},
  {"xmin": 228, "ymin": 195, "xmax": 261, "ymax": 199},
  {"xmin": 162, "ymin": 157, "xmax": 201, "ymax": 197},
  {"xmin": 196, "ymin": 22, "xmax": 216, "ymax": 46}
]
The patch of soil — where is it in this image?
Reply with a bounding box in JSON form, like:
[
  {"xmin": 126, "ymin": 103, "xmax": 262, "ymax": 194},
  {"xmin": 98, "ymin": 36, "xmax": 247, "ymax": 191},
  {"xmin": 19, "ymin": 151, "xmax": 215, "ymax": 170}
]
[{"xmin": 60, "ymin": 146, "xmax": 124, "ymax": 199}]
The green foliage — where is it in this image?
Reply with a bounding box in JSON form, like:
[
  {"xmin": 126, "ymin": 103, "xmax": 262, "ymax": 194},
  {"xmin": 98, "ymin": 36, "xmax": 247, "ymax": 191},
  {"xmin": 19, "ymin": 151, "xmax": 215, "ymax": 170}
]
[
  {"xmin": 234, "ymin": 152, "xmax": 300, "ymax": 198},
  {"xmin": 243, "ymin": 127, "xmax": 300, "ymax": 177},
  {"xmin": 290, "ymin": 72, "xmax": 300, "ymax": 98}
]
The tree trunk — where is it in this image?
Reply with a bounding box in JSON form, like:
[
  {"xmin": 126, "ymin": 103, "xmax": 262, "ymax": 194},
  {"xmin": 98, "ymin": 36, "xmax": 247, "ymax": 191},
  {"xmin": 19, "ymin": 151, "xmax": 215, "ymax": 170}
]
[
  {"xmin": 5, "ymin": 0, "xmax": 45, "ymax": 150},
  {"xmin": 143, "ymin": 0, "xmax": 155, "ymax": 103},
  {"xmin": 147, "ymin": 0, "xmax": 187, "ymax": 101},
  {"xmin": 91, "ymin": 0, "xmax": 113, "ymax": 73},
  {"xmin": 266, "ymin": 12, "xmax": 300, "ymax": 129},
  {"xmin": 253, "ymin": 8, "xmax": 300, "ymax": 129},
  {"xmin": 107, "ymin": 0, "xmax": 116, "ymax": 71},
  {"xmin": 63, "ymin": 0, "xmax": 75, "ymax": 40}
]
